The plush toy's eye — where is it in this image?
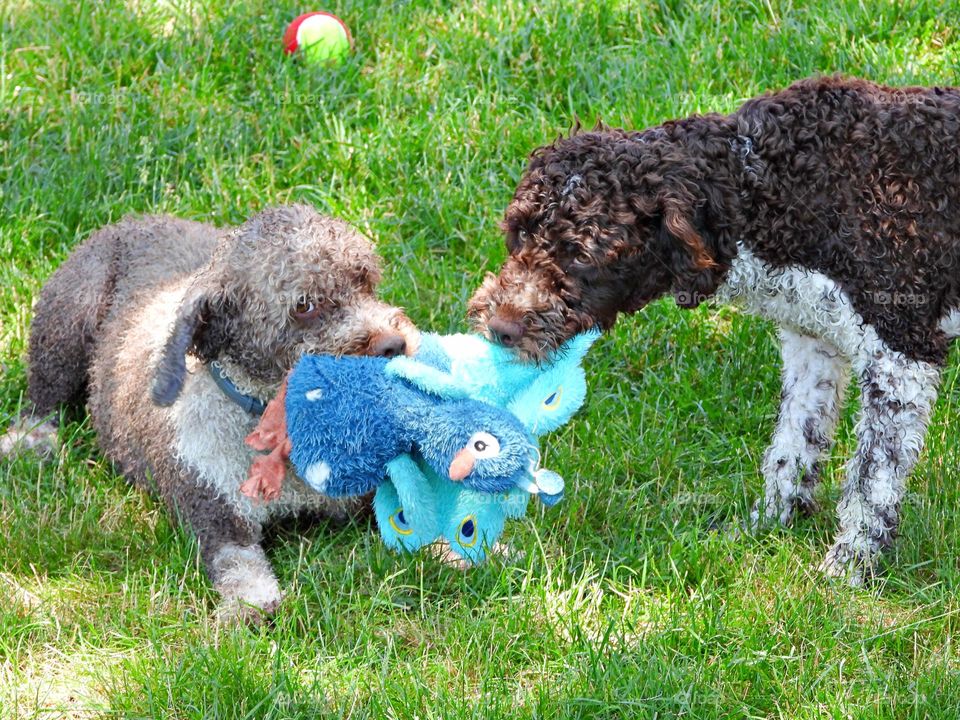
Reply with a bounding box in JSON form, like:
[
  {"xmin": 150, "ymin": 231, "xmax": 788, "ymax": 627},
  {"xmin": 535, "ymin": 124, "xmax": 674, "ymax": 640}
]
[
  {"xmin": 457, "ymin": 515, "xmax": 477, "ymax": 547},
  {"xmin": 467, "ymin": 432, "xmax": 500, "ymax": 458},
  {"xmin": 388, "ymin": 507, "xmax": 413, "ymax": 536},
  {"xmin": 542, "ymin": 386, "xmax": 563, "ymax": 410}
]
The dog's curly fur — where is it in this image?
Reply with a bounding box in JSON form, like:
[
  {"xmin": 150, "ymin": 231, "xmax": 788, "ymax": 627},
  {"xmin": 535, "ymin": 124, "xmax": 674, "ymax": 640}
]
[
  {"xmin": 469, "ymin": 76, "xmax": 960, "ymax": 582},
  {"xmin": 5, "ymin": 204, "xmax": 417, "ymax": 621}
]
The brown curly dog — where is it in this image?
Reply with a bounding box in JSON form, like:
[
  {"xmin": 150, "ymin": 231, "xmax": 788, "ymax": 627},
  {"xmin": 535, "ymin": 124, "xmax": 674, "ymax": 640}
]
[{"xmin": 469, "ymin": 76, "xmax": 960, "ymax": 584}]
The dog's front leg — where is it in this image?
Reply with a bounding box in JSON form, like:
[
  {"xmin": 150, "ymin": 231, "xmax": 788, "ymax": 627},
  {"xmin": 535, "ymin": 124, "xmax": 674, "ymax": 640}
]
[
  {"xmin": 167, "ymin": 477, "xmax": 282, "ymax": 623},
  {"xmin": 819, "ymin": 348, "xmax": 940, "ymax": 585},
  {"xmin": 754, "ymin": 328, "xmax": 850, "ymax": 526}
]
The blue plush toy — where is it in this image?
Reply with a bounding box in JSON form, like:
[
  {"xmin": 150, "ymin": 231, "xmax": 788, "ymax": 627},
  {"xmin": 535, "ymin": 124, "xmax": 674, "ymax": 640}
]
[
  {"xmin": 284, "ymin": 355, "xmax": 538, "ymax": 496},
  {"xmin": 383, "ymin": 331, "xmax": 600, "ymax": 487},
  {"xmin": 244, "ymin": 330, "xmax": 598, "ymax": 565}
]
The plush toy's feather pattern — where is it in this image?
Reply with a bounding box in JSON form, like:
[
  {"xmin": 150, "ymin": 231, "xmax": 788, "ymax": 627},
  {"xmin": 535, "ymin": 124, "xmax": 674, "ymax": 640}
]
[
  {"xmin": 374, "ymin": 460, "xmax": 529, "ymax": 563},
  {"xmin": 381, "ymin": 455, "xmax": 439, "ymax": 550},
  {"xmin": 374, "ymin": 330, "xmax": 599, "ymax": 564}
]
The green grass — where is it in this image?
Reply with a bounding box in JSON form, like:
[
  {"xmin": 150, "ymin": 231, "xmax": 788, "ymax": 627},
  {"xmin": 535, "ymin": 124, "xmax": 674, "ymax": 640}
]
[{"xmin": 3, "ymin": 0, "xmax": 960, "ymax": 716}]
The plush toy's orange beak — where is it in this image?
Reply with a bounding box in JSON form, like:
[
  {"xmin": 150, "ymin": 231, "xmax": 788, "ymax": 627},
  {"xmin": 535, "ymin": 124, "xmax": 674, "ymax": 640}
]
[{"xmin": 448, "ymin": 448, "xmax": 475, "ymax": 481}]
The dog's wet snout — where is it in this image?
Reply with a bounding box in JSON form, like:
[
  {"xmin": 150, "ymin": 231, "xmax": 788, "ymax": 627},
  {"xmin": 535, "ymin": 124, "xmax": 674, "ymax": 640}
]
[
  {"xmin": 369, "ymin": 332, "xmax": 407, "ymax": 358},
  {"xmin": 487, "ymin": 316, "xmax": 526, "ymax": 348}
]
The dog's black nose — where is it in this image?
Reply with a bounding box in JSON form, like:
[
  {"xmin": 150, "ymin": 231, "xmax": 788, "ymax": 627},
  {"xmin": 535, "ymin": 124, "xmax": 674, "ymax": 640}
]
[
  {"xmin": 487, "ymin": 316, "xmax": 525, "ymax": 348},
  {"xmin": 370, "ymin": 333, "xmax": 407, "ymax": 358}
]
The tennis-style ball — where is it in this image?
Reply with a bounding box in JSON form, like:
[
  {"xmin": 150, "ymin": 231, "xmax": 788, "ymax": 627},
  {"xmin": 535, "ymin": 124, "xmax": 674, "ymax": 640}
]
[{"xmin": 283, "ymin": 12, "xmax": 353, "ymax": 65}]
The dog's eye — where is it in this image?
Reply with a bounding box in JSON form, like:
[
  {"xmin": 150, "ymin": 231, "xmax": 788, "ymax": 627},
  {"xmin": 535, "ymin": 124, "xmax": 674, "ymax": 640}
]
[
  {"xmin": 569, "ymin": 253, "xmax": 596, "ymax": 275},
  {"xmin": 468, "ymin": 432, "xmax": 500, "ymax": 458},
  {"xmin": 292, "ymin": 298, "xmax": 321, "ymax": 321}
]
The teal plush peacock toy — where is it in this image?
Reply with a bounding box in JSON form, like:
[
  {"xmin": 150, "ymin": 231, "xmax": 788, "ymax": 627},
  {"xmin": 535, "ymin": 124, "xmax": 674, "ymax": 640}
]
[{"xmin": 374, "ymin": 331, "xmax": 597, "ymax": 563}]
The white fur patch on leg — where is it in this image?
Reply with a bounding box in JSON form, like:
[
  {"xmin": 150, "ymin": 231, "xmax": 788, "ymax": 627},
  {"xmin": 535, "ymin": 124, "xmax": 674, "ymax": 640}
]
[
  {"xmin": 718, "ymin": 245, "xmax": 942, "ymax": 580},
  {"xmin": 210, "ymin": 543, "xmax": 283, "ymax": 623},
  {"xmin": 821, "ymin": 349, "xmax": 940, "ymax": 584},
  {"xmin": 754, "ymin": 328, "xmax": 850, "ymax": 526}
]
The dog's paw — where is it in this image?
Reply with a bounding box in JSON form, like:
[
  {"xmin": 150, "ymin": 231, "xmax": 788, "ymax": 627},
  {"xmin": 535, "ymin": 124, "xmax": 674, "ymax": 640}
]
[
  {"xmin": 749, "ymin": 493, "xmax": 819, "ymax": 531},
  {"xmin": 214, "ymin": 581, "xmax": 284, "ymax": 627},
  {"xmin": 0, "ymin": 416, "xmax": 58, "ymax": 458},
  {"xmin": 215, "ymin": 592, "xmax": 283, "ymax": 627},
  {"xmin": 818, "ymin": 543, "xmax": 873, "ymax": 587},
  {"xmin": 428, "ymin": 540, "xmax": 470, "ymax": 570},
  {"xmin": 210, "ymin": 544, "xmax": 284, "ymax": 625},
  {"xmin": 748, "ymin": 498, "xmax": 789, "ymax": 532}
]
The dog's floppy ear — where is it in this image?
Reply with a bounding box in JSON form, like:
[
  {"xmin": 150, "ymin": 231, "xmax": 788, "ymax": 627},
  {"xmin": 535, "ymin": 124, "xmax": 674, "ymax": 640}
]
[
  {"xmin": 661, "ymin": 198, "xmax": 716, "ymax": 272},
  {"xmin": 151, "ymin": 272, "xmax": 238, "ymax": 407},
  {"xmin": 656, "ymin": 184, "xmax": 722, "ymax": 308},
  {"xmin": 152, "ymin": 279, "xmax": 240, "ymax": 406},
  {"xmin": 151, "ymin": 289, "xmax": 212, "ymax": 407}
]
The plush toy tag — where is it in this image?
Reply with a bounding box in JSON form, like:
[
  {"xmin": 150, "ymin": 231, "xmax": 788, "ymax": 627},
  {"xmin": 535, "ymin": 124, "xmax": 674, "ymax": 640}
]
[
  {"xmin": 534, "ymin": 468, "xmax": 565, "ymax": 506},
  {"xmin": 516, "ymin": 467, "xmax": 565, "ymax": 506},
  {"xmin": 534, "ymin": 468, "xmax": 564, "ymax": 495}
]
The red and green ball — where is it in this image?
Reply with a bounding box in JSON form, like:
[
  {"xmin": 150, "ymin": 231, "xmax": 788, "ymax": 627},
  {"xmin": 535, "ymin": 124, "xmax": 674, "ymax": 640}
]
[{"xmin": 283, "ymin": 12, "xmax": 353, "ymax": 65}]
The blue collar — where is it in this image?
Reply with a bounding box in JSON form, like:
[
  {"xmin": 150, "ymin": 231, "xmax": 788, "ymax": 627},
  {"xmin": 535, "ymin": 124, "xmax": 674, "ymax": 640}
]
[{"xmin": 207, "ymin": 362, "xmax": 268, "ymax": 416}]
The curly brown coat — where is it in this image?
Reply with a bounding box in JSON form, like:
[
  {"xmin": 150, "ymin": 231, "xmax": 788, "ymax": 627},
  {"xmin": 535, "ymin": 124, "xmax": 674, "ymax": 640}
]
[
  {"xmin": 470, "ymin": 76, "xmax": 960, "ymax": 364},
  {"xmin": 470, "ymin": 76, "xmax": 960, "ymax": 582}
]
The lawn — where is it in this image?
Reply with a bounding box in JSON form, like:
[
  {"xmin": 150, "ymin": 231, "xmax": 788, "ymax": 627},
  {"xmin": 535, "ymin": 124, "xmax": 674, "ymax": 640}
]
[{"xmin": 3, "ymin": 0, "xmax": 960, "ymax": 717}]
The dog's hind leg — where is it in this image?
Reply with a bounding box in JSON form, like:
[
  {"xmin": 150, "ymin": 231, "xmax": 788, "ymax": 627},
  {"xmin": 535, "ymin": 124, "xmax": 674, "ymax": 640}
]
[
  {"xmin": 818, "ymin": 348, "xmax": 940, "ymax": 585},
  {"xmin": 2, "ymin": 230, "xmax": 119, "ymax": 456},
  {"xmin": 28, "ymin": 229, "xmax": 121, "ymax": 417},
  {"xmin": 754, "ymin": 328, "xmax": 850, "ymax": 526}
]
